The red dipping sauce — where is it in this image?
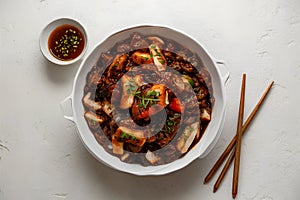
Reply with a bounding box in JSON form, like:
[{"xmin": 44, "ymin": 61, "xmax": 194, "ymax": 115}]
[{"xmin": 48, "ymin": 24, "xmax": 85, "ymax": 61}]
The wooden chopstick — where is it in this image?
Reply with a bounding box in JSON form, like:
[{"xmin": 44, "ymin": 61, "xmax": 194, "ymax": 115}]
[
  {"xmin": 204, "ymin": 80, "xmax": 274, "ymax": 184},
  {"xmin": 210, "ymin": 80, "xmax": 274, "ymax": 194},
  {"xmin": 232, "ymin": 74, "xmax": 246, "ymax": 198},
  {"xmin": 213, "ymin": 146, "xmax": 236, "ymax": 192}
]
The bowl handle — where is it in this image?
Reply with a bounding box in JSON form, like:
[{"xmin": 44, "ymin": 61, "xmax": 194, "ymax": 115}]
[
  {"xmin": 215, "ymin": 59, "xmax": 230, "ymax": 85},
  {"xmin": 60, "ymin": 94, "xmax": 75, "ymax": 122}
]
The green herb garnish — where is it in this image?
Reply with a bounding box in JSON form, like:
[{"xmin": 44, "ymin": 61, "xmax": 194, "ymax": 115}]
[
  {"xmin": 134, "ymin": 90, "xmax": 160, "ymax": 109},
  {"xmin": 158, "ymin": 59, "xmax": 165, "ymax": 64},
  {"xmin": 120, "ymin": 131, "xmax": 137, "ymax": 140},
  {"xmin": 91, "ymin": 120, "xmax": 97, "ymax": 126},
  {"xmin": 126, "ymin": 80, "xmax": 138, "ymax": 95},
  {"xmin": 164, "ymin": 119, "xmax": 177, "ymax": 133},
  {"xmin": 183, "ymin": 75, "xmax": 194, "ymax": 87},
  {"xmin": 146, "ymin": 90, "xmax": 160, "ymax": 97},
  {"xmin": 142, "ymin": 56, "xmax": 149, "ymax": 61},
  {"xmin": 120, "ymin": 131, "xmax": 126, "ymax": 138}
]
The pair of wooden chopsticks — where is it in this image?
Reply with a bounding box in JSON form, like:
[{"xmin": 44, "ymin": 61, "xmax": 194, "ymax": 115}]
[{"xmin": 204, "ymin": 74, "xmax": 274, "ymax": 198}]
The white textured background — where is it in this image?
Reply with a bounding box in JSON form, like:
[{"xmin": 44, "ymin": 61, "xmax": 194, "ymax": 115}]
[{"xmin": 1, "ymin": 0, "xmax": 299, "ymax": 199}]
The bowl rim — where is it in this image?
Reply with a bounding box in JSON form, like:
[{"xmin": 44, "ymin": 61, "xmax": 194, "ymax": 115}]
[
  {"xmin": 69, "ymin": 23, "xmax": 227, "ymax": 175},
  {"xmin": 39, "ymin": 17, "xmax": 88, "ymax": 65}
]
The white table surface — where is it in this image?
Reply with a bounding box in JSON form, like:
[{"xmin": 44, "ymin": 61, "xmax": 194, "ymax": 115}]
[{"xmin": 1, "ymin": 0, "xmax": 299, "ymax": 199}]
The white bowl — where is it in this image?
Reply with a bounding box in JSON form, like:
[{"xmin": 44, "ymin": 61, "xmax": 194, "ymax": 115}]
[
  {"xmin": 61, "ymin": 24, "xmax": 229, "ymax": 175},
  {"xmin": 40, "ymin": 17, "xmax": 88, "ymax": 65}
]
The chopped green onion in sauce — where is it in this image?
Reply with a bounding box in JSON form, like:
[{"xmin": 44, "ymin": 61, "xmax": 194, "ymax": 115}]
[{"xmin": 48, "ymin": 24, "xmax": 85, "ymax": 61}]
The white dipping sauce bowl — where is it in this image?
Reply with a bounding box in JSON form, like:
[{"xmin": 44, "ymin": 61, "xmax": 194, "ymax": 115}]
[{"xmin": 40, "ymin": 17, "xmax": 88, "ymax": 65}]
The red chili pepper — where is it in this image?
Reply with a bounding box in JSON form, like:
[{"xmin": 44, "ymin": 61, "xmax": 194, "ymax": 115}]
[{"xmin": 168, "ymin": 98, "xmax": 183, "ymax": 113}]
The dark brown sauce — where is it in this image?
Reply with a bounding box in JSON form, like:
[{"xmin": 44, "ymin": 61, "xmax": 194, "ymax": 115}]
[{"xmin": 48, "ymin": 24, "xmax": 85, "ymax": 61}]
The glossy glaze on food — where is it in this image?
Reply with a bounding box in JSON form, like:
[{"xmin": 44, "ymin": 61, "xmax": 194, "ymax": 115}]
[{"xmin": 82, "ymin": 32, "xmax": 213, "ymax": 166}]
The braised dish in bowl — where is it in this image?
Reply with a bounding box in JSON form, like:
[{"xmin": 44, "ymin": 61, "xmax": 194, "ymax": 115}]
[
  {"xmin": 62, "ymin": 25, "xmax": 228, "ymax": 175},
  {"xmin": 82, "ymin": 32, "xmax": 214, "ymax": 166}
]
